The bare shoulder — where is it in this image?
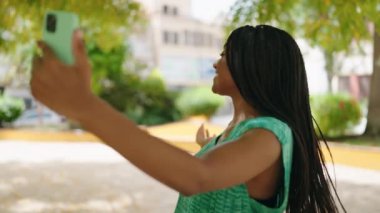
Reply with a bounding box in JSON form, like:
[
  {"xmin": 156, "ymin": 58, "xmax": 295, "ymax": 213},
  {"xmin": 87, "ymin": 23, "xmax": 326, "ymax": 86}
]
[
  {"xmin": 241, "ymin": 128, "xmax": 281, "ymax": 145},
  {"xmin": 208, "ymin": 127, "xmax": 282, "ymax": 162},
  {"xmin": 236, "ymin": 128, "xmax": 282, "ymax": 159}
]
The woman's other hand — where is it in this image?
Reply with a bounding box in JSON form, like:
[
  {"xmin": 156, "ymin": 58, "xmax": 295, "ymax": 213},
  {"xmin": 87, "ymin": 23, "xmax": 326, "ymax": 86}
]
[{"xmin": 196, "ymin": 123, "xmax": 216, "ymax": 148}]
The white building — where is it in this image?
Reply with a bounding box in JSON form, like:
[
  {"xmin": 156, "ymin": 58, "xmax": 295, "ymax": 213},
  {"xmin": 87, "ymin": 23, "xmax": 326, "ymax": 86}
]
[
  {"xmin": 131, "ymin": 0, "xmax": 224, "ymax": 88},
  {"xmin": 332, "ymin": 42, "xmax": 373, "ymax": 101},
  {"xmin": 295, "ymin": 39, "xmax": 373, "ymax": 99}
]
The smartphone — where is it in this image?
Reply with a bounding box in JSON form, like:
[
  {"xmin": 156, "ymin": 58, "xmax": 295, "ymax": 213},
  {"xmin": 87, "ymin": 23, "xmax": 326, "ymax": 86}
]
[{"xmin": 42, "ymin": 10, "xmax": 79, "ymax": 65}]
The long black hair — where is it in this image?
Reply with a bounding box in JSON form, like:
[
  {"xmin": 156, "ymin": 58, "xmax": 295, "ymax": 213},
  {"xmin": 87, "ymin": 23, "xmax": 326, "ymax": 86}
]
[{"xmin": 224, "ymin": 25, "xmax": 346, "ymax": 212}]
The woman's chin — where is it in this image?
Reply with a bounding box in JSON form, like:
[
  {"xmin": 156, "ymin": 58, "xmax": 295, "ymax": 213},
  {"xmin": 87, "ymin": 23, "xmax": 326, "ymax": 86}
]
[
  {"xmin": 211, "ymin": 83, "xmax": 220, "ymax": 95},
  {"xmin": 212, "ymin": 77, "xmax": 225, "ymax": 95}
]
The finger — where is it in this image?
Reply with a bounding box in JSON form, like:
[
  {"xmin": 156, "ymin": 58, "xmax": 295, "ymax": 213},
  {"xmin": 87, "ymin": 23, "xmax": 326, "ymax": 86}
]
[
  {"xmin": 32, "ymin": 55, "xmax": 43, "ymax": 71},
  {"xmin": 31, "ymin": 54, "xmax": 45, "ymax": 84},
  {"xmin": 196, "ymin": 123, "xmax": 206, "ymax": 142},
  {"xmin": 201, "ymin": 123, "xmax": 207, "ymax": 137},
  {"xmin": 37, "ymin": 41, "xmax": 58, "ymax": 62},
  {"xmin": 197, "ymin": 123, "xmax": 204, "ymax": 134},
  {"xmin": 72, "ymin": 29, "xmax": 89, "ymax": 67}
]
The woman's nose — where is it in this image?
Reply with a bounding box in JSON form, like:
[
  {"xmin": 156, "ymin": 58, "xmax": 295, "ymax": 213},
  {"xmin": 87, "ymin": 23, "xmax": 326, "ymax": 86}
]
[{"xmin": 213, "ymin": 62, "xmax": 217, "ymax": 69}]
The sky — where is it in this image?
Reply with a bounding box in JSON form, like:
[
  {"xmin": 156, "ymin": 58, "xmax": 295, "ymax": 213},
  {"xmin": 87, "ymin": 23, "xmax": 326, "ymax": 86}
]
[{"xmin": 191, "ymin": 0, "xmax": 236, "ymax": 23}]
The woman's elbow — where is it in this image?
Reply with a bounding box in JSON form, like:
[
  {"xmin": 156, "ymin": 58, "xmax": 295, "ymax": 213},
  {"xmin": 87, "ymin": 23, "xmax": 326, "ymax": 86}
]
[
  {"xmin": 178, "ymin": 161, "xmax": 211, "ymax": 196},
  {"xmin": 179, "ymin": 173, "xmax": 209, "ymax": 196},
  {"xmin": 179, "ymin": 181, "xmax": 203, "ymax": 197}
]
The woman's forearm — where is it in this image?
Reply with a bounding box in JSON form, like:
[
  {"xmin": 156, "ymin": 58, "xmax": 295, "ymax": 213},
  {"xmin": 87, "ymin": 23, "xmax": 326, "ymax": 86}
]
[{"xmin": 77, "ymin": 96, "xmax": 205, "ymax": 195}]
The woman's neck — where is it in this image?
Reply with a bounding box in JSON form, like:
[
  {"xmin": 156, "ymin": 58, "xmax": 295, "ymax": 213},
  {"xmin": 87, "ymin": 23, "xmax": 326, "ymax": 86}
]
[{"xmin": 229, "ymin": 96, "xmax": 260, "ymax": 126}]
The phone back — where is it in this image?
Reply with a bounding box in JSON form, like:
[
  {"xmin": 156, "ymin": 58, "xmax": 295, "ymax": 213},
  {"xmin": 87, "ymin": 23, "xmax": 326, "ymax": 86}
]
[{"xmin": 42, "ymin": 10, "xmax": 79, "ymax": 65}]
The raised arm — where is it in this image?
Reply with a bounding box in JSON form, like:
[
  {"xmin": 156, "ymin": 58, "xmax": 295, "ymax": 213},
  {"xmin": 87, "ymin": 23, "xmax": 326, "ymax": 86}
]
[{"xmin": 30, "ymin": 31, "xmax": 281, "ymax": 196}]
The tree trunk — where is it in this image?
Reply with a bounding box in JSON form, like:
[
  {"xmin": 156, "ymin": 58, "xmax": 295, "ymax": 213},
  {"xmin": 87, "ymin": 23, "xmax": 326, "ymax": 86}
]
[
  {"xmin": 323, "ymin": 50, "xmax": 334, "ymax": 92},
  {"xmin": 326, "ymin": 71, "xmax": 333, "ymax": 93},
  {"xmin": 364, "ymin": 31, "xmax": 380, "ymax": 136},
  {"xmin": 0, "ymin": 86, "xmax": 3, "ymax": 128}
]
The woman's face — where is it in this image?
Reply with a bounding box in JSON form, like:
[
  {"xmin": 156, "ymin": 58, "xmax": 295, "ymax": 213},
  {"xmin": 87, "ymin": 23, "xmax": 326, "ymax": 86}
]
[{"xmin": 211, "ymin": 50, "xmax": 238, "ymax": 96}]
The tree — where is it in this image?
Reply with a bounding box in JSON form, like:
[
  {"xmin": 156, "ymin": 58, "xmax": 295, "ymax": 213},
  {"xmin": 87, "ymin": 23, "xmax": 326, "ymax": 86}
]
[
  {"xmin": 0, "ymin": 0, "xmax": 146, "ymax": 90},
  {"xmin": 0, "ymin": 0, "xmax": 145, "ymax": 52},
  {"xmin": 227, "ymin": 0, "xmax": 380, "ymax": 136},
  {"xmin": 0, "ymin": 1, "xmax": 182, "ymax": 126}
]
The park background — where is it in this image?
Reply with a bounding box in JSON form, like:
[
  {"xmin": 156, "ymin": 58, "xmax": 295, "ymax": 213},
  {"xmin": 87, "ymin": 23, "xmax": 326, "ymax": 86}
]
[{"xmin": 0, "ymin": 0, "xmax": 380, "ymax": 212}]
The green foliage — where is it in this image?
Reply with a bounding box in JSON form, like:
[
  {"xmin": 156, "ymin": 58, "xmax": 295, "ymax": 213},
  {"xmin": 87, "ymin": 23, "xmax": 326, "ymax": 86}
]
[
  {"xmin": 0, "ymin": 95, "xmax": 25, "ymax": 123},
  {"xmin": 0, "ymin": 0, "xmax": 146, "ymax": 88},
  {"xmin": 227, "ymin": 0, "xmax": 380, "ymax": 136},
  {"xmin": 87, "ymin": 41, "xmax": 181, "ymax": 126},
  {"xmin": 0, "ymin": 0, "xmax": 146, "ymax": 53},
  {"xmin": 310, "ymin": 94, "xmax": 362, "ymax": 137},
  {"xmin": 225, "ymin": 0, "xmax": 298, "ymax": 39},
  {"xmin": 100, "ymin": 70, "xmax": 183, "ymax": 126},
  {"xmin": 0, "ymin": 1, "xmax": 180, "ymax": 127},
  {"xmin": 132, "ymin": 74, "xmax": 183, "ymax": 125},
  {"xmin": 227, "ymin": 0, "xmax": 380, "ymax": 53},
  {"xmin": 175, "ymin": 87, "xmax": 224, "ymax": 118},
  {"xmin": 86, "ymin": 40, "xmax": 128, "ymax": 94}
]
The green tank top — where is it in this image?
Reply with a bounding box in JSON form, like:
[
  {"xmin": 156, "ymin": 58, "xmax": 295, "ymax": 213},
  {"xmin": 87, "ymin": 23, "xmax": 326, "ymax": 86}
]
[{"xmin": 174, "ymin": 116, "xmax": 293, "ymax": 213}]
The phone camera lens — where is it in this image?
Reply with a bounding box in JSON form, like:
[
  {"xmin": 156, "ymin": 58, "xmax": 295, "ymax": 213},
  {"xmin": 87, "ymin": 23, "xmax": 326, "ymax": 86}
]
[{"xmin": 46, "ymin": 14, "xmax": 56, "ymax": 33}]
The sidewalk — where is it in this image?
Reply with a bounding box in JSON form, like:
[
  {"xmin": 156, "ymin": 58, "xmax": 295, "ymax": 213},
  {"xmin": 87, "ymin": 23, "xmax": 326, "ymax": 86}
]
[
  {"xmin": 0, "ymin": 141, "xmax": 379, "ymax": 212},
  {"xmin": 1, "ymin": 115, "xmax": 380, "ymax": 212},
  {"xmin": 1, "ymin": 118, "xmax": 380, "ymax": 171}
]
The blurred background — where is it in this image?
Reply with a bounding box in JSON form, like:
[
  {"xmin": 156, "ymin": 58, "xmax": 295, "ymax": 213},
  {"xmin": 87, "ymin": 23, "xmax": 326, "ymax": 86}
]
[{"xmin": 0, "ymin": 0, "xmax": 379, "ymax": 212}]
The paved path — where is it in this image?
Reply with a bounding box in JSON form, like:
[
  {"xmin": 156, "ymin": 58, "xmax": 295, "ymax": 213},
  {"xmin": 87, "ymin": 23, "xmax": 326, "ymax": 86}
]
[
  {"xmin": 1, "ymin": 124, "xmax": 380, "ymax": 171},
  {"xmin": 0, "ymin": 141, "xmax": 178, "ymax": 212},
  {"xmin": 0, "ymin": 141, "xmax": 379, "ymax": 212}
]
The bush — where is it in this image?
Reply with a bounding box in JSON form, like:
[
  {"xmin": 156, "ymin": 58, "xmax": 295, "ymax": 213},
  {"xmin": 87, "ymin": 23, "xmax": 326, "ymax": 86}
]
[
  {"xmin": 310, "ymin": 94, "xmax": 362, "ymax": 137},
  {"xmin": 175, "ymin": 87, "xmax": 224, "ymax": 118},
  {"xmin": 87, "ymin": 42, "xmax": 182, "ymax": 126},
  {"xmin": 125, "ymin": 70, "xmax": 183, "ymax": 125},
  {"xmin": 0, "ymin": 95, "xmax": 25, "ymax": 124},
  {"xmin": 100, "ymin": 70, "xmax": 183, "ymax": 126},
  {"xmin": 87, "ymin": 41, "xmax": 128, "ymax": 95}
]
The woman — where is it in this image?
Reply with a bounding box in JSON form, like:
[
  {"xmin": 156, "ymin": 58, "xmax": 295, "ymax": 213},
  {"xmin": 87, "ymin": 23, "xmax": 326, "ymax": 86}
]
[{"xmin": 31, "ymin": 25, "xmax": 345, "ymax": 212}]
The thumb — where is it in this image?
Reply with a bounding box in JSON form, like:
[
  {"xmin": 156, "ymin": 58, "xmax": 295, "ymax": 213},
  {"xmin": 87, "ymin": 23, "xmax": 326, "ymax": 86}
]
[
  {"xmin": 72, "ymin": 29, "xmax": 89, "ymax": 68},
  {"xmin": 198, "ymin": 123, "xmax": 205, "ymax": 131}
]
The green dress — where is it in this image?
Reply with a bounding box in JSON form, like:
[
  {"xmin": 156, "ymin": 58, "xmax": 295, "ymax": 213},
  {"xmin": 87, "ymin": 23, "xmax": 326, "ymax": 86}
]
[{"xmin": 174, "ymin": 116, "xmax": 293, "ymax": 213}]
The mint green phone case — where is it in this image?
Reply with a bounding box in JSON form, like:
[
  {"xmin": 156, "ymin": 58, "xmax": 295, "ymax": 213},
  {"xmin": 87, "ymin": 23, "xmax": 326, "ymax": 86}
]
[{"xmin": 42, "ymin": 10, "xmax": 79, "ymax": 65}]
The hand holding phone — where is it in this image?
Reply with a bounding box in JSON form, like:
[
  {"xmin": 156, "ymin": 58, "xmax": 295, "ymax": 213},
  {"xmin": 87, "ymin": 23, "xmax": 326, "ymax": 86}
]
[{"xmin": 42, "ymin": 10, "xmax": 79, "ymax": 65}]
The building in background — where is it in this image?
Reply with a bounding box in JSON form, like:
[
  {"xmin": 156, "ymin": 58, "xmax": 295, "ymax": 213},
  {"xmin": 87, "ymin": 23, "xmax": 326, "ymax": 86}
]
[
  {"xmin": 131, "ymin": 0, "xmax": 224, "ymax": 89},
  {"xmin": 331, "ymin": 42, "xmax": 373, "ymax": 101}
]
